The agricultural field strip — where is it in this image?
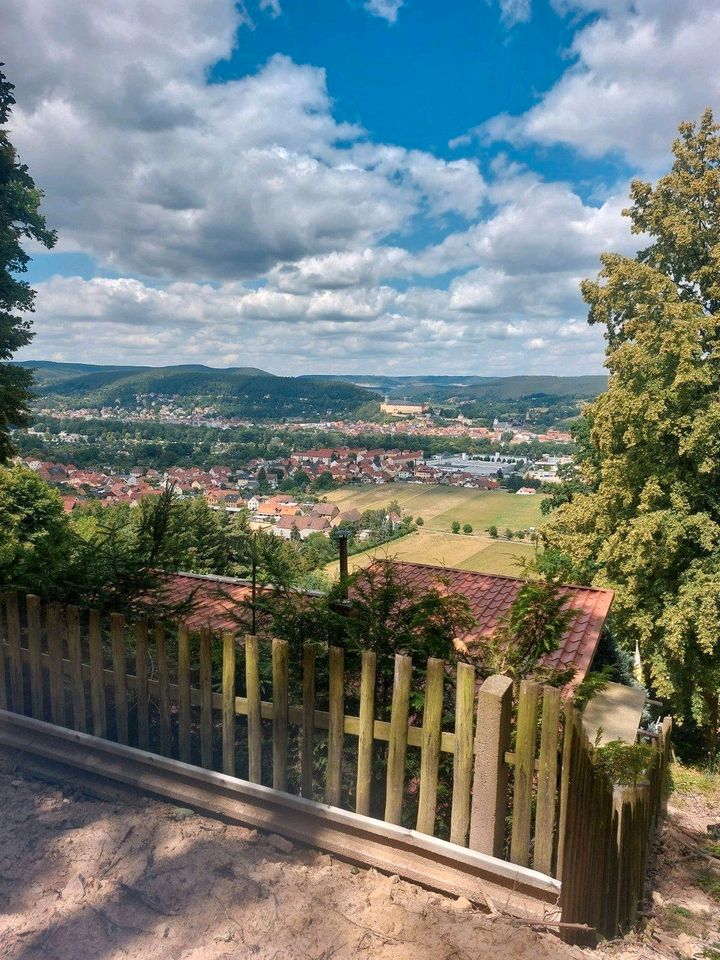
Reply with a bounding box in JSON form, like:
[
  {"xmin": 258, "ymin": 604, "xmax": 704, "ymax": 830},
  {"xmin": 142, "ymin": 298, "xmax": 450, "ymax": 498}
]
[
  {"xmin": 324, "ymin": 527, "xmax": 537, "ymax": 577},
  {"xmin": 326, "ymin": 486, "xmax": 543, "ymax": 532}
]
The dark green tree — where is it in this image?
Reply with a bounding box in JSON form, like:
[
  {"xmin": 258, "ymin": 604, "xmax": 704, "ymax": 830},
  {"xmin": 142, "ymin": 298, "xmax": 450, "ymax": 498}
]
[
  {"xmin": 0, "ymin": 66, "xmax": 57, "ymax": 461},
  {"xmin": 0, "ymin": 466, "xmax": 77, "ymax": 596},
  {"xmin": 543, "ymin": 111, "xmax": 720, "ymax": 756}
]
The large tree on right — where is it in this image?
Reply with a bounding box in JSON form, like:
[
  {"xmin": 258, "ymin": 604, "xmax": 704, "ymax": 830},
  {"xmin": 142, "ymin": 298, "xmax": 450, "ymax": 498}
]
[{"xmin": 544, "ymin": 110, "xmax": 720, "ymax": 758}]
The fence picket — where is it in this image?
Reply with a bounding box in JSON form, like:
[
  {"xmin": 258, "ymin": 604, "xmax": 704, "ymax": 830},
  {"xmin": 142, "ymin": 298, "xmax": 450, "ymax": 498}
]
[
  {"xmin": 155, "ymin": 623, "xmax": 172, "ymax": 756},
  {"xmin": 110, "ymin": 613, "xmax": 128, "ymax": 744},
  {"xmin": 245, "ymin": 634, "xmax": 262, "ymax": 783},
  {"xmin": 177, "ymin": 623, "xmax": 191, "ymax": 763},
  {"xmin": 449, "ymin": 661, "xmax": 474, "ymax": 846},
  {"xmin": 556, "ymin": 703, "xmax": 574, "ymax": 880},
  {"xmin": 5, "ymin": 592, "xmax": 24, "ymax": 715},
  {"xmin": 25, "ymin": 594, "xmax": 43, "ymax": 720},
  {"xmin": 199, "ymin": 628, "xmax": 213, "ymax": 769},
  {"xmin": 355, "ymin": 649, "xmax": 377, "ymax": 816},
  {"xmin": 302, "ymin": 643, "xmax": 316, "ymax": 799},
  {"xmin": 66, "ymin": 605, "xmax": 86, "ymax": 733},
  {"xmin": 88, "ymin": 609, "xmax": 106, "ymax": 737},
  {"xmin": 384, "ymin": 653, "xmax": 412, "ymax": 825},
  {"xmin": 604, "ymin": 806, "xmax": 620, "ymax": 937},
  {"xmin": 416, "ymin": 657, "xmax": 444, "ymax": 835},
  {"xmin": 0, "ymin": 600, "xmax": 7, "ymax": 711},
  {"xmin": 533, "ymin": 685, "xmax": 560, "ymax": 874},
  {"xmin": 325, "ymin": 645, "xmax": 344, "ymax": 806},
  {"xmin": 135, "ymin": 621, "xmax": 149, "ymax": 751},
  {"xmin": 222, "ymin": 632, "xmax": 236, "ymax": 777},
  {"xmin": 510, "ymin": 679, "xmax": 539, "ymax": 867},
  {"xmin": 47, "ymin": 602, "xmax": 66, "ymax": 727},
  {"xmin": 272, "ymin": 638, "xmax": 289, "ymax": 792}
]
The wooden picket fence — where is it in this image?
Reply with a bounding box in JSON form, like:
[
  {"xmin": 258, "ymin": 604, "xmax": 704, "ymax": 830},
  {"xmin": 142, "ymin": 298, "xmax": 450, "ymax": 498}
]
[
  {"xmin": 558, "ymin": 708, "xmax": 673, "ymax": 944},
  {"xmin": 0, "ymin": 591, "xmax": 672, "ymax": 938}
]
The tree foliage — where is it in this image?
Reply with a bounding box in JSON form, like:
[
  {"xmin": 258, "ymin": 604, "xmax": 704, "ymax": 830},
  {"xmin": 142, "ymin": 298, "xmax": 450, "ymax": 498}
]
[
  {"xmin": 483, "ymin": 573, "xmax": 577, "ymax": 683},
  {"xmin": 0, "ymin": 66, "xmax": 56, "ymax": 461},
  {"xmin": 0, "ymin": 467, "xmax": 76, "ymax": 596},
  {"xmin": 543, "ymin": 111, "xmax": 720, "ymax": 756}
]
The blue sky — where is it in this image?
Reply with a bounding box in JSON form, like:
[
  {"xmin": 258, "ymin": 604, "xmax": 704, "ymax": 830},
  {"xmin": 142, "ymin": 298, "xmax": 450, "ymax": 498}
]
[{"xmin": 6, "ymin": 0, "xmax": 720, "ymax": 375}]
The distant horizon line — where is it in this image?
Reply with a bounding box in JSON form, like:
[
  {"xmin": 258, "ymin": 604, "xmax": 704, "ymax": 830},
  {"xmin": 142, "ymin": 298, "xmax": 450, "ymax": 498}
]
[{"xmin": 15, "ymin": 359, "xmax": 609, "ymax": 380}]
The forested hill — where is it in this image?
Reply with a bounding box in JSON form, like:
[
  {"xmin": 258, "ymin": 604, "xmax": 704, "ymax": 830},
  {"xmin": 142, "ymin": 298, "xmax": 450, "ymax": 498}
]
[
  {"xmin": 16, "ymin": 361, "xmax": 608, "ymax": 420},
  {"xmin": 308, "ymin": 373, "xmax": 609, "ymax": 402},
  {"xmin": 15, "ymin": 361, "xmax": 379, "ymax": 419}
]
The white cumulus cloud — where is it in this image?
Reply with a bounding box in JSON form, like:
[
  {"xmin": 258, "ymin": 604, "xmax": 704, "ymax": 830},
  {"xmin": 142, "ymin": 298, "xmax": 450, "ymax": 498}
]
[
  {"xmin": 481, "ymin": 0, "xmax": 720, "ymax": 169},
  {"xmin": 363, "ymin": 0, "xmax": 405, "ymax": 24},
  {"xmin": 4, "ymin": 0, "xmax": 654, "ymax": 374}
]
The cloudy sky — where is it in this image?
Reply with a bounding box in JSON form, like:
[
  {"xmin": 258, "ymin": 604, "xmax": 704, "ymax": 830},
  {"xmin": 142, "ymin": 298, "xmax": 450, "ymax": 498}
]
[{"xmin": 6, "ymin": 0, "xmax": 720, "ymax": 375}]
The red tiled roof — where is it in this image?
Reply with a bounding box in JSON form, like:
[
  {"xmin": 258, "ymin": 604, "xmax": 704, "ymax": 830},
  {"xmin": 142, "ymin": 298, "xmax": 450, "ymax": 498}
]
[
  {"xmin": 143, "ymin": 562, "xmax": 612, "ymax": 684},
  {"xmin": 145, "ymin": 573, "xmax": 254, "ymax": 632},
  {"xmin": 378, "ymin": 562, "xmax": 613, "ymax": 684}
]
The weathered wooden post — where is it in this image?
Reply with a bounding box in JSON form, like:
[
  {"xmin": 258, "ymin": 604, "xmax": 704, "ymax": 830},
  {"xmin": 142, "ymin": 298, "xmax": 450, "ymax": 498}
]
[
  {"xmin": 25, "ymin": 595, "xmax": 43, "ymax": 720},
  {"xmin": 449, "ymin": 661, "xmax": 475, "ymax": 846},
  {"xmin": 355, "ymin": 649, "xmax": 377, "ymax": 816},
  {"xmin": 272, "ymin": 637, "xmax": 289, "ymax": 791},
  {"xmin": 384, "ymin": 653, "xmax": 412, "ymax": 824},
  {"xmin": 469, "ymin": 674, "xmax": 513, "ymax": 858}
]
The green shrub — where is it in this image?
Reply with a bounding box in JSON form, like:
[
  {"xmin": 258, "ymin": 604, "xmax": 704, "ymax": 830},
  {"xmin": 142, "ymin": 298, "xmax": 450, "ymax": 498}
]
[{"xmin": 593, "ymin": 739, "xmax": 657, "ymax": 786}]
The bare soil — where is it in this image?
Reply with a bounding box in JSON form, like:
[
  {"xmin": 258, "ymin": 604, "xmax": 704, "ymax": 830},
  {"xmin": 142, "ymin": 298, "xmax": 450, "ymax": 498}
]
[{"xmin": 0, "ymin": 748, "xmax": 718, "ymax": 960}]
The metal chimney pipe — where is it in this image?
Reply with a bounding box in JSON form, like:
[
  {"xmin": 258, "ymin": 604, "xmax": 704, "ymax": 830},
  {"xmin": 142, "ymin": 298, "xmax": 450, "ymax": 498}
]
[{"xmin": 337, "ymin": 531, "xmax": 349, "ymax": 599}]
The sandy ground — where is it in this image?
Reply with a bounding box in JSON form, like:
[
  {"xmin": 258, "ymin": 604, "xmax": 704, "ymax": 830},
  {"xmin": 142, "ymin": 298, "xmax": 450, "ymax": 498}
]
[{"xmin": 0, "ymin": 749, "xmax": 718, "ymax": 960}]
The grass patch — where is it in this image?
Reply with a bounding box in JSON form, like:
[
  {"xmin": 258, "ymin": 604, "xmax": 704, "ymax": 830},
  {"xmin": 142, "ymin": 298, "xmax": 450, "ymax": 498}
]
[
  {"xmin": 457, "ymin": 539, "xmax": 537, "ymax": 575},
  {"xmin": 324, "ymin": 528, "xmax": 539, "ymax": 578},
  {"xmin": 325, "ymin": 484, "xmax": 544, "ymax": 533},
  {"xmin": 662, "ymin": 905, "xmax": 699, "ymax": 935},
  {"xmin": 430, "ymin": 492, "xmax": 543, "ymax": 533},
  {"xmin": 694, "ymin": 871, "xmax": 720, "ymax": 903},
  {"xmin": 671, "ymin": 763, "xmax": 720, "ymax": 802}
]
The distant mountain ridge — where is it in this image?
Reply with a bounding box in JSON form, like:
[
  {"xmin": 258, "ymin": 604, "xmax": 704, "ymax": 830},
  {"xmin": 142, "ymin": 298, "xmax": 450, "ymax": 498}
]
[
  {"xmin": 15, "ymin": 361, "xmax": 608, "ymax": 417},
  {"xmin": 306, "ymin": 373, "xmax": 609, "ymax": 402},
  {"xmin": 15, "ymin": 361, "xmax": 376, "ymax": 419}
]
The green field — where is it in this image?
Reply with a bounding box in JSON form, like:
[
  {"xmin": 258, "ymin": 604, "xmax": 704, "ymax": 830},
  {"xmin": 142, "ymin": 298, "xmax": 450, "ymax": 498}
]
[
  {"xmin": 323, "ymin": 484, "xmax": 543, "ymax": 578},
  {"xmin": 326, "ymin": 484, "xmax": 543, "ymax": 533},
  {"xmin": 324, "ymin": 528, "xmax": 537, "ymax": 578}
]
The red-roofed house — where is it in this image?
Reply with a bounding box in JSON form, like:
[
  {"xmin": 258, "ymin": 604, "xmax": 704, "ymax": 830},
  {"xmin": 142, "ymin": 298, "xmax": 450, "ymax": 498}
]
[
  {"xmin": 274, "ymin": 515, "xmax": 332, "ymax": 539},
  {"xmin": 374, "ymin": 562, "xmax": 613, "ymax": 687},
  {"xmin": 144, "ymin": 562, "xmax": 612, "ymax": 688}
]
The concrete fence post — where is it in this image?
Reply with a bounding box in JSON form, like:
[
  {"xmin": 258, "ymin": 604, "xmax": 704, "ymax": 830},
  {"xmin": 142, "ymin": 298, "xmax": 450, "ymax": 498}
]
[{"xmin": 468, "ymin": 674, "xmax": 513, "ymax": 858}]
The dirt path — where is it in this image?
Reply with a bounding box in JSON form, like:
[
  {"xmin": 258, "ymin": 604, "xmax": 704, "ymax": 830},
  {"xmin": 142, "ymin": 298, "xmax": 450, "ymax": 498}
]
[
  {"xmin": 0, "ymin": 754, "xmax": 575, "ymax": 960},
  {"xmin": 0, "ymin": 750, "xmax": 717, "ymax": 960}
]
